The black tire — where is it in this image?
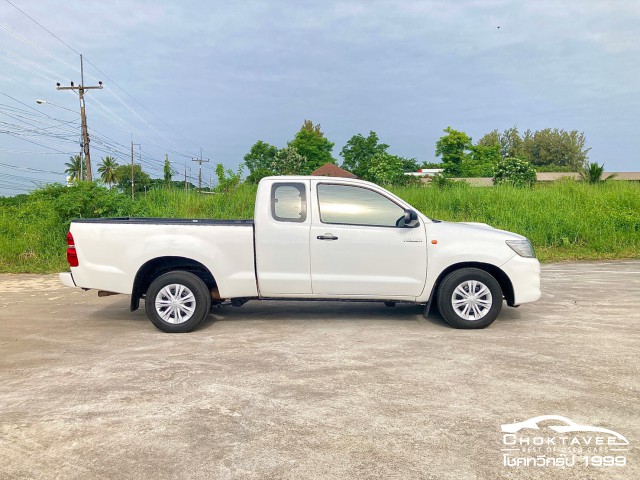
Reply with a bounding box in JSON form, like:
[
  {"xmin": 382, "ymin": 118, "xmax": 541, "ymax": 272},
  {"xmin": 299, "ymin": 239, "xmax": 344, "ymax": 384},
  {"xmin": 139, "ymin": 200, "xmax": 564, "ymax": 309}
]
[
  {"xmin": 144, "ymin": 271, "xmax": 211, "ymax": 333},
  {"xmin": 436, "ymin": 268, "xmax": 502, "ymax": 329}
]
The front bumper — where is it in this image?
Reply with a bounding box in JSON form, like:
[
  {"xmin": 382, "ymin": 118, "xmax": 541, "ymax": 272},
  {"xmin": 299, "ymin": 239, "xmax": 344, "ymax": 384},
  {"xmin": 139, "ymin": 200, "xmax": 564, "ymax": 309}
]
[
  {"xmin": 501, "ymin": 255, "xmax": 541, "ymax": 305},
  {"xmin": 59, "ymin": 272, "xmax": 77, "ymax": 288}
]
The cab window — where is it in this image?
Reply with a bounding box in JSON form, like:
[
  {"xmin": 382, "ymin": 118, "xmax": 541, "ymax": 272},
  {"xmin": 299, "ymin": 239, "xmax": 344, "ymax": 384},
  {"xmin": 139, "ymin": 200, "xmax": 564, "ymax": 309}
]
[
  {"xmin": 271, "ymin": 183, "xmax": 307, "ymax": 223},
  {"xmin": 317, "ymin": 184, "xmax": 404, "ymax": 227}
]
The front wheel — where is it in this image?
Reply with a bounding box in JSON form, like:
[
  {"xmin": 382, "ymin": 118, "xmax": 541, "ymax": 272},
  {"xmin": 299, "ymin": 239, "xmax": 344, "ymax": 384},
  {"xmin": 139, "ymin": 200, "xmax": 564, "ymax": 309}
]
[
  {"xmin": 436, "ymin": 268, "xmax": 503, "ymax": 329},
  {"xmin": 145, "ymin": 271, "xmax": 211, "ymax": 333}
]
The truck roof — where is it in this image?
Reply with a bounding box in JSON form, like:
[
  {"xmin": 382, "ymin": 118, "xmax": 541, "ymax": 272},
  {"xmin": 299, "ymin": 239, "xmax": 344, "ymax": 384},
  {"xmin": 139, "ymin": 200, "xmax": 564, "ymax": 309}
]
[{"xmin": 261, "ymin": 175, "xmax": 375, "ymax": 186}]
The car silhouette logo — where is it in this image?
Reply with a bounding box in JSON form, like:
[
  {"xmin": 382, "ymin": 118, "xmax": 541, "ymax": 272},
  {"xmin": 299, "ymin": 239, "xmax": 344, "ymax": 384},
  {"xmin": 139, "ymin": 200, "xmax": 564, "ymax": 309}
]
[{"xmin": 501, "ymin": 415, "xmax": 628, "ymax": 445}]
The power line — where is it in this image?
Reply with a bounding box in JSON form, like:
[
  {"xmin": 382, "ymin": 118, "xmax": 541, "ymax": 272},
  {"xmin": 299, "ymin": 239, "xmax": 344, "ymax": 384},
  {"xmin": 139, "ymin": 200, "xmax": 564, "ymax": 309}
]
[
  {"xmin": 2, "ymin": 2, "xmax": 200, "ymax": 159},
  {"xmin": 2, "ymin": 1, "xmax": 80, "ymax": 55},
  {"xmin": 0, "ymin": 105, "xmax": 79, "ymax": 127},
  {"xmin": 0, "ymin": 53, "xmax": 59, "ymax": 83},
  {"xmin": 89, "ymin": 131, "xmax": 174, "ymax": 173},
  {"xmin": 82, "ymin": 56, "xmax": 198, "ymax": 154},
  {"xmin": 0, "ymin": 170, "xmax": 53, "ymax": 190},
  {"xmin": 0, "ymin": 23, "xmax": 202, "ymax": 188},
  {"xmin": 29, "ymin": 61, "xmax": 198, "ymax": 165},
  {"xmin": 0, "ymin": 45, "xmax": 69, "ymax": 81},
  {"xmin": 0, "ymin": 91, "xmax": 72, "ymax": 121},
  {"xmin": 3, "ymin": 131, "xmax": 75, "ymax": 154},
  {"xmin": 86, "ymin": 93, "xmax": 194, "ymax": 160},
  {"xmin": 0, "ymin": 114, "xmax": 79, "ymax": 133},
  {"xmin": 0, "ymin": 22, "xmax": 79, "ymax": 73},
  {"xmin": 0, "ymin": 108, "xmax": 80, "ymax": 131},
  {"xmin": 0, "ymin": 149, "xmax": 72, "ymax": 155},
  {"xmin": 0, "ymin": 121, "xmax": 78, "ymax": 138},
  {"xmin": 0, "ymin": 161, "xmax": 66, "ymax": 174},
  {"xmin": 1, "ymin": 93, "xmax": 171, "ymax": 178},
  {"xmin": 0, "ymin": 129, "xmax": 77, "ymax": 145},
  {"xmin": 0, "ymin": 114, "xmax": 80, "ymax": 146},
  {"xmin": 0, "ymin": 171, "xmax": 44, "ymax": 182},
  {"xmin": 86, "ymin": 70, "xmax": 198, "ymax": 157}
]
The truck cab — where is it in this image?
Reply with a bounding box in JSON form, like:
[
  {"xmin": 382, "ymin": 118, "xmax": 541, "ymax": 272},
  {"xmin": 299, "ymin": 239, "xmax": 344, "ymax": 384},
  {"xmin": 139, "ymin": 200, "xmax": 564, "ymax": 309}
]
[{"xmin": 255, "ymin": 177, "xmax": 428, "ymax": 300}]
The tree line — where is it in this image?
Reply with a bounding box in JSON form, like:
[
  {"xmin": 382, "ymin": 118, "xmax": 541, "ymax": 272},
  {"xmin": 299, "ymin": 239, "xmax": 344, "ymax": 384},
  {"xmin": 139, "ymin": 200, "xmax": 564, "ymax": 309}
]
[
  {"xmin": 64, "ymin": 120, "xmax": 592, "ymax": 191},
  {"xmin": 65, "ymin": 154, "xmax": 194, "ymax": 194},
  {"xmin": 243, "ymin": 121, "xmax": 591, "ymax": 185},
  {"xmin": 243, "ymin": 120, "xmax": 420, "ymax": 186},
  {"xmin": 430, "ymin": 126, "xmax": 590, "ymax": 177}
]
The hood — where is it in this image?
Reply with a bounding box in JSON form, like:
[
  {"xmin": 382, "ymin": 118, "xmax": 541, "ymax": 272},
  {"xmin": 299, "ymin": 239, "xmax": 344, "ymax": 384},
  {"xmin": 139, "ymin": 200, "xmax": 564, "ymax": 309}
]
[
  {"xmin": 458, "ymin": 221, "xmax": 493, "ymax": 229},
  {"xmin": 431, "ymin": 220, "xmax": 526, "ymax": 241}
]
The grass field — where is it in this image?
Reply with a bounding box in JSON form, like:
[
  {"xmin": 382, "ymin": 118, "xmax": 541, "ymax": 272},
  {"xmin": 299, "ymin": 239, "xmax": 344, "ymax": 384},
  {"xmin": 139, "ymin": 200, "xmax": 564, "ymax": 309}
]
[{"xmin": 1, "ymin": 180, "xmax": 638, "ymax": 273}]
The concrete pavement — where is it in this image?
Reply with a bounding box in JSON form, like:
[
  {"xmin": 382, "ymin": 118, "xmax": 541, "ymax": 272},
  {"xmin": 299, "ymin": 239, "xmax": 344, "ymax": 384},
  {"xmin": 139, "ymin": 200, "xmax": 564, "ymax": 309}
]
[{"xmin": 1, "ymin": 261, "xmax": 639, "ymax": 479}]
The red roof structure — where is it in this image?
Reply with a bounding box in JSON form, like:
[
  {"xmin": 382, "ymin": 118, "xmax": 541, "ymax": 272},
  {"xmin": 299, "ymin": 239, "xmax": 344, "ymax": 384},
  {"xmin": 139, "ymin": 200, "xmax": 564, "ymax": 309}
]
[{"xmin": 311, "ymin": 163, "xmax": 357, "ymax": 178}]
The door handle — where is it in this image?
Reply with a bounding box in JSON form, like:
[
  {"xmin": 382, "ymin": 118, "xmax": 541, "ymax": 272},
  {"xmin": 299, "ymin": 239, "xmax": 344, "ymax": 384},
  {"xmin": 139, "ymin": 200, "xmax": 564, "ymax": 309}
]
[{"xmin": 317, "ymin": 233, "xmax": 338, "ymax": 241}]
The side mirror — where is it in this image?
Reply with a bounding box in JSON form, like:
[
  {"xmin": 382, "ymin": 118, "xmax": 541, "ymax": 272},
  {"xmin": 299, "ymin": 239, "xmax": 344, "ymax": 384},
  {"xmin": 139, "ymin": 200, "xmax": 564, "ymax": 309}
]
[{"xmin": 403, "ymin": 209, "xmax": 420, "ymax": 228}]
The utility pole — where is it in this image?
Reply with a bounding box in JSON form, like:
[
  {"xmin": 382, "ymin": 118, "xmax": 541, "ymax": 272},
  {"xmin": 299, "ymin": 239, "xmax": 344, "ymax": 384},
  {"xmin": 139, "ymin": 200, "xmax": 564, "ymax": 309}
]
[
  {"xmin": 192, "ymin": 148, "xmax": 209, "ymax": 193},
  {"xmin": 130, "ymin": 141, "xmax": 140, "ymax": 200},
  {"xmin": 56, "ymin": 54, "xmax": 103, "ymax": 181},
  {"xmin": 164, "ymin": 153, "xmax": 170, "ymax": 187},
  {"xmin": 131, "ymin": 142, "xmax": 134, "ymax": 199},
  {"xmin": 184, "ymin": 164, "xmax": 188, "ymax": 192}
]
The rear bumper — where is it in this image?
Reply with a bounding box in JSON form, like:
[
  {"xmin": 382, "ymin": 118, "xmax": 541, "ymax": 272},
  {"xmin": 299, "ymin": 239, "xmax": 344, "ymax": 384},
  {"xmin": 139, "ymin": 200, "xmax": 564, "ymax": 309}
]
[
  {"xmin": 501, "ymin": 255, "xmax": 541, "ymax": 305},
  {"xmin": 59, "ymin": 272, "xmax": 77, "ymax": 288}
]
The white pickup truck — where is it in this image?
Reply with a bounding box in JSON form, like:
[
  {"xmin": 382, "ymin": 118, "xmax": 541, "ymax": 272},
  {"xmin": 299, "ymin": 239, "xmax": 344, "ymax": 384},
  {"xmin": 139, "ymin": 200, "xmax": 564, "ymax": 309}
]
[{"xmin": 60, "ymin": 176, "xmax": 540, "ymax": 332}]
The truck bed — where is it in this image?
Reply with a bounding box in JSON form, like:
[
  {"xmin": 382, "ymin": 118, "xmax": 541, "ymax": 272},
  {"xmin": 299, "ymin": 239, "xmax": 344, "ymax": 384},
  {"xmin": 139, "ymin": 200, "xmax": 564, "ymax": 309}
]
[
  {"xmin": 68, "ymin": 218, "xmax": 257, "ymax": 298},
  {"xmin": 72, "ymin": 217, "xmax": 254, "ymax": 226}
]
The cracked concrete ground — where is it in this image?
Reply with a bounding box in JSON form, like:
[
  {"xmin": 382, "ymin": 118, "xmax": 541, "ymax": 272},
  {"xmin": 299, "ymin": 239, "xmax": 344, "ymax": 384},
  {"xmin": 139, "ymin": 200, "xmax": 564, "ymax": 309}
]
[{"xmin": 0, "ymin": 261, "xmax": 638, "ymax": 480}]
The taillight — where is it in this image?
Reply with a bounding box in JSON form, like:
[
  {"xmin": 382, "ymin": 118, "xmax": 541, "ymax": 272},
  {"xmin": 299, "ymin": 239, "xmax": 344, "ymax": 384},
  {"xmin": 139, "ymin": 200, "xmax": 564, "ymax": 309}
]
[{"xmin": 66, "ymin": 231, "xmax": 79, "ymax": 267}]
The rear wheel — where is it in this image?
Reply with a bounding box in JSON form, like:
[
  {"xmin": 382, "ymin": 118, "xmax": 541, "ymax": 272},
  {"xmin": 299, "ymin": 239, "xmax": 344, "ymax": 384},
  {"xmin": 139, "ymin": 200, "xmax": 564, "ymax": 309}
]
[
  {"xmin": 436, "ymin": 268, "xmax": 502, "ymax": 329},
  {"xmin": 145, "ymin": 271, "xmax": 211, "ymax": 333}
]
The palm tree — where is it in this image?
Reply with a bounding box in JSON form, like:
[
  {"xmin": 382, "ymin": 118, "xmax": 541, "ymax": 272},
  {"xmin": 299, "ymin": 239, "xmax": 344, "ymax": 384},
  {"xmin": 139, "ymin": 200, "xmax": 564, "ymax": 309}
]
[
  {"xmin": 579, "ymin": 162, "xmax": 614, "ymax": 184},
  {"xmin": 65, "ymin": 155, "xmax": 86, "ymax": 182},
  {"xmin": 98, "ymin": 156, "xmax": 120, "ymax": 188}
]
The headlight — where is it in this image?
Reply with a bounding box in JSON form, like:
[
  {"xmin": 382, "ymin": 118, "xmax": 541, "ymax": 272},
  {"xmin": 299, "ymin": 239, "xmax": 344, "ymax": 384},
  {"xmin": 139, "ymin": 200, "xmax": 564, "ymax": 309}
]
[{"xmin": 506, "ymin": 239, "xmax": 535, "ymax": 258}]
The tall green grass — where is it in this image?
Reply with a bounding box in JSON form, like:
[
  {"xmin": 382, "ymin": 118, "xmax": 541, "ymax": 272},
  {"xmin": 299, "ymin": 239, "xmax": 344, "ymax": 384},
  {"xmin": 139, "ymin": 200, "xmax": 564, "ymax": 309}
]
[
  {"xmin": 137, "ymin": 184, "xmax": 257, "ymax": 219},
  {"xmin": 0, "ymin": 180, "xmax": 638, "ymax": 273},
  {"xmin": 391, "ymin": 180, "xmax": 640, "ymax": 261}
]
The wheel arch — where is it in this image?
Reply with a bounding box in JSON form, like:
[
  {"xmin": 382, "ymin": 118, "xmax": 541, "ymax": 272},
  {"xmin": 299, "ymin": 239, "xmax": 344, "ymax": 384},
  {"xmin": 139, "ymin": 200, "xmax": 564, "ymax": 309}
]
[
  {"xmin": 426, "ymin": 261, "xmax": 515, "ymax": 313},
  {"xmin": 130, "ymin": 256, "xmax": 218, "ymax": 311}
]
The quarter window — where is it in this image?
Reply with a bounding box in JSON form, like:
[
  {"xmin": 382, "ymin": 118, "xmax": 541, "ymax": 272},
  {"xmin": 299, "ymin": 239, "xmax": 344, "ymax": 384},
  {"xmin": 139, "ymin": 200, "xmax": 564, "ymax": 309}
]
[
  {"xmin": 271, "ymin": 183, "xmax": 307, "ymax": 223},
  {"xmin": 317, "ymin": 184, "xmax": 405, "ymax": 227}
]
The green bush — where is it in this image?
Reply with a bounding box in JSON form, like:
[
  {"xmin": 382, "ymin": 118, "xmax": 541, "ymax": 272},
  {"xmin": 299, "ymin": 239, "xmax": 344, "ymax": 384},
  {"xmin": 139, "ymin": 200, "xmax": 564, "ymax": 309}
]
[
  {"xmin": 393, "ymin": 181, "xmax": 640, "ymax": 262},
  {"xmin": 30, "ymin": 182, "xmax": 136, "ymax": 219},
  {"xmin": 430, "ymin": 173, "xmax": 455, "ymax": 189},
  {"xmin": 493, "ymin": 157, "xmax": 536, "ymax": 187},
  {"xmin": 214, "ymin": 164, "xmax": 244, "ymax": 193}
]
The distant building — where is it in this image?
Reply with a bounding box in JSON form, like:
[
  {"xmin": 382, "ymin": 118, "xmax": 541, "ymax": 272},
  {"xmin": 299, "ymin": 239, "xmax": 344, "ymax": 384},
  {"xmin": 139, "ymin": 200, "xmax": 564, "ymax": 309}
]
[
  {"xmin": 311, "ymin": 163, "xmax": 357, "ymax": 178},
  {"xmin": 535, "ymin": 172, "xmax": 581, "ymax": 181},
  {"xmin": 420, "ymin": 171, "xmax": 640, "ymax": 186},
  {"xmin": 607, "ymin": 172, "xmax": 640, "ymax": 181},
  {"xmin": 536, "ymin": 172, "xmax": 640, "ymax": 181},
  {"xmin": 405, "ymin": 168, "xmax": 445, "ymax": 177}
]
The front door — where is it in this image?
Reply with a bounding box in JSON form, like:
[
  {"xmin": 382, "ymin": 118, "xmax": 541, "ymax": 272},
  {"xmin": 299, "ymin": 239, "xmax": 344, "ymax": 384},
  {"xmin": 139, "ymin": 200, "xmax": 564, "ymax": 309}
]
[{"xmin": 309, "ymin": 182, "xmax": 427, "ymax": 297}]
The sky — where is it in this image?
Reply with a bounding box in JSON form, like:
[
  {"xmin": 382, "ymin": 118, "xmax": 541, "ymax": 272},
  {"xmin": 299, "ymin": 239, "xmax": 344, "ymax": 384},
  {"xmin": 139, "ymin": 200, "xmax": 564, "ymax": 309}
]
[{"xmin": 0, "ymin": 0, "xmax": 638, "ymax": 195}]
